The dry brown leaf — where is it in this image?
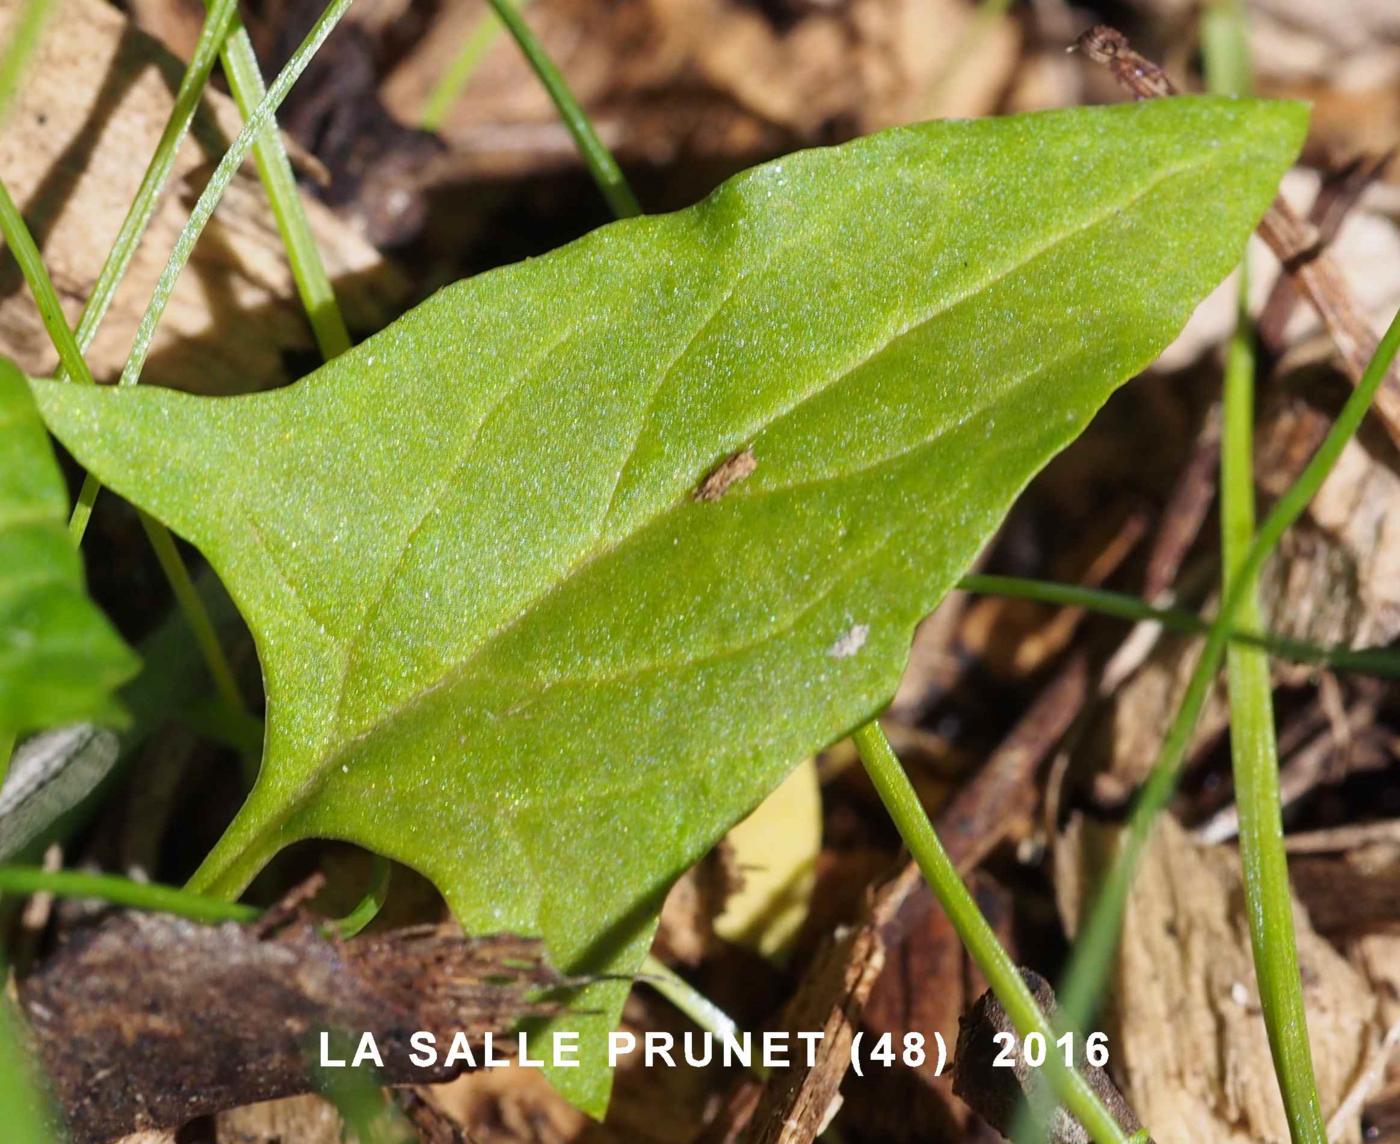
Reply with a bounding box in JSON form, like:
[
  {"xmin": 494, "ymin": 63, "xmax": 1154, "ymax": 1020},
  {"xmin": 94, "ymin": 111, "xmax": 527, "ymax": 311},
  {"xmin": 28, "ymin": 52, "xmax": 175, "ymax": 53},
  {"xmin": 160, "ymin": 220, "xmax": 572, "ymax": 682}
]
[
  {"xmin": 0, "ymin": 0, "xmax": 408, "ymax": 393},
  {"xmin": 1251, "ymin": 0, "xmax": 1400, "ymax": 90},
  {"xmin": 428, "ymin": 1066, "xmax": 589, "ymax": 1142},
  {"xmin": 215, "ymin": 1094, "xmax": 346, "ymax": 1143},
  {"xmin": 383, "ymin": 0, "xmax": 1018, "ymax": 175},
  {"xmin": 1056, "ymin": 815, "xmax": 1378, "ymax": 1143}
]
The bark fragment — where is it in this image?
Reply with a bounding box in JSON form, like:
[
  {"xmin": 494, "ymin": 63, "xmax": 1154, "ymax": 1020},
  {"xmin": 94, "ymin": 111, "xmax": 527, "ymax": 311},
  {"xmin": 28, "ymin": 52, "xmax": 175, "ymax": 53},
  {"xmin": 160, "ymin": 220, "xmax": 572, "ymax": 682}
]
[{"xmin": 20, "ymin": 912, "xmax": 556, "ymax": 1143}]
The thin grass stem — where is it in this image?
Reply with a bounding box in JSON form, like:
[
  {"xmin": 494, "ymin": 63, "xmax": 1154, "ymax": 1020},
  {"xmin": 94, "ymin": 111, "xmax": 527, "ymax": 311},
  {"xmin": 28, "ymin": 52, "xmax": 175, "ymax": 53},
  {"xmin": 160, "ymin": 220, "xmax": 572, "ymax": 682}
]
[
  {"xmin": 852, "ymin": 722, "xmax": 1131, "ymax": 1144},
  {"xmin": 1054, "ymin": 300, "xmax": 1400, "ymax": 1051},
  {"xmin": 211, "ymin": 14, "xmax": 352, "ymax": 359},
  {"xmin": 0, "ymin": 865, "xmax": 258, "ymax": 924},
  {"xmin": 62, "ymin": 0, "xmax": 241, "ymax": 375},
  {"xmin": 118, "ymin": 0, "xmax": 356, "ymax": 391},
  {"xmin": 958, "ymin": 574, "xmax": 1400, "ymax": 677},
  {"xmin": 1220, "ymin": 271, "xmax": 1324, "ymax": 1140},
  {"xmin": 0, "ymin": 0, "xmax": 51, "ymax": 124},
  {"xmin": 420, "ymin": 0, "xmax": 535, "ymax": 132},
  {"xmin": 483, "ymin": 0, "xmax": 640, "ymax": 219}
]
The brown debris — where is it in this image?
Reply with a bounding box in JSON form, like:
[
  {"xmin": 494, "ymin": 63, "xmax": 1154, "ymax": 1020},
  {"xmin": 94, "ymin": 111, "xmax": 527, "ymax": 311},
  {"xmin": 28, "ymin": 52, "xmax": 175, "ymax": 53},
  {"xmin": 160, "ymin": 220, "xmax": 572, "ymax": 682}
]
[
  {"xmin": 1257, "ymin": 154, "xmax": 1394, "ymax": 358},
  {"xmin": 1141, "ymin": 402, "xmax": 1221, "ymax": 602},
  {"xmin": 0, "ymin": 0, "xmax": 408, "ymax": 393},
  {"xmin": 694, "ymin": 446, "xmax": 758, "ymax": 501},
  {"xmin": 1078, "ymin": 24, "xmax": 1400, "ymax": 451},
  {"xmin": 952, "ymin": 968, "xmax": 1145, "ymax": 1144},
  {"xmin": 20, "ymin": 912, "xmax": 557, "ymax": 1143},
  {"xmin": 1073, "ymin": 27, "xmax": 1176, "ymax": 100},
  {"xmin": 383, "ymin": 0, "xmax": 1019, "ymax": 184},
  {"xmin": 700, "ymin": 874, "xmax": 895, "ymax": 1143},
  {"xmin": 704, "ymin": 656, "xmax": 1092, "ymax": 1141},
  {"xmin": 1055, "ymin": 816, "xmax": 1378, "ymax": 1142}
]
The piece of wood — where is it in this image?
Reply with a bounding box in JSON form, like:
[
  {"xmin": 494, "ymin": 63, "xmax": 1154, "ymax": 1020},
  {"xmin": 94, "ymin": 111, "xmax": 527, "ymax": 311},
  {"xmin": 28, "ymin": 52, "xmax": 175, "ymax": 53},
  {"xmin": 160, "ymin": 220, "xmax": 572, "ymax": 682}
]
[
  {"xmin": 21, "ymin": 912, "xmax": 556, "ymax": 1143},
  {"xmin": 1055, "ymin": 815, "xmax": 1377, "ymax": 1143}
]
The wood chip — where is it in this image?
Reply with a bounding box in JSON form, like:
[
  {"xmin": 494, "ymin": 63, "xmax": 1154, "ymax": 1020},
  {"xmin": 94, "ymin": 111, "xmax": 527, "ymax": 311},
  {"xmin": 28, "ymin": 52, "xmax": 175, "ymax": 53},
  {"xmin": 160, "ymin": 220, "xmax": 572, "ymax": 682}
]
[{"xmin": 1055, "ymin": 815, "xmax": 1378, "ymax": 1143}]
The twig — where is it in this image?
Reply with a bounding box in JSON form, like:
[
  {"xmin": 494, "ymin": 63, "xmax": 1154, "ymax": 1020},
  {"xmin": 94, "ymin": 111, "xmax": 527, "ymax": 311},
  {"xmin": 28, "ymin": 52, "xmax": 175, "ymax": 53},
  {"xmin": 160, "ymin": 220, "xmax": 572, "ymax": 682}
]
[
  {"xmin": 21, "ymin": 912, "xmax": 555, "ymax": 1142},
  {"xmin": 1326, "ymin": 1018, "xmax": 1400, "ymax": 1140},
  {"xmin": 1257, "ymin": 153, "xmax": 1393, "ymax": 355},
  {"xmin": 1283, "ymin": 818, "xmax": 1400, "ymax": 854},
  {"xmin": 1074, "ymin": 26, "xmax": 1400, "ymax": 450},
  {"xmin": 1142, "ymin": 403, "xmax": 1221, "ymax": 601}
]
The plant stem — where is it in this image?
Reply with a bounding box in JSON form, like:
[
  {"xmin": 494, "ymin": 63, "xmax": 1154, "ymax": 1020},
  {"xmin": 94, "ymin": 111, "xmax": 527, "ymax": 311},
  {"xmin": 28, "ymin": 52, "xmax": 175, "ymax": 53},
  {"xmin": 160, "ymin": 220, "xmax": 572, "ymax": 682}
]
[
  {"xmin": 639, "ymin": 953, "xmax": 756, "ymax": 1058},
  {"xmin": 118, "ymin": 0, "xmax": 356, "ymax": 391},
  {"xmin": 136, "ymin": 511, "xmax": 246, "ymax": 716},
  {"xmin": 484, "ymin": 0, "xmax": 641, "ymax": 219},
  {"xmin": 0, "ymin": 865, "xmax": 258, "ymax": 924},
  {"xmin": 420, "ymin": 0, "xmax": 535, "ymax": 132},
  {"xmin": 1205, "ymin": 5, "xmax": 1325, "ymax": 1133},
  {"xmin": 958, "ymin": 574, "xmax": 1400, "ymax": 677},
  {"xmin": 1055, "ymin": 301, "xmax": 1400, "ymax": 1044},
  {"xmin": 853, "ymin": 723, "xmax": 1130, "ymax": 1143},
  {"xmin": 334, "ymin": 854, "xmax": 391, "ymax": 938},
  {"xmin": 0, "ymin": 183, "xmax": 247, "ymax": 718},
  {"xmin": 210, "ymin": 14, "xmax": 352, "ymax": 360},
  {"xmin": 1220, "ymin": 273, "xmax": 1325, "ymax": 1140}
]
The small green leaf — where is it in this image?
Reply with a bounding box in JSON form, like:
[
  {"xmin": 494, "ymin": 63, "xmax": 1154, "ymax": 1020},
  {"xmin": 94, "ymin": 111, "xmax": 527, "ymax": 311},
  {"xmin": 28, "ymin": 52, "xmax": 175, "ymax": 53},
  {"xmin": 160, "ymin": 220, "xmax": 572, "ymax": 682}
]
[
  {"xmin": 0, "ymin": 360, "xmax": 135, "ymax": 739},
  {"xmin": 31, "ymin": 97, "xmax": 1305, "ymax": 1113}
]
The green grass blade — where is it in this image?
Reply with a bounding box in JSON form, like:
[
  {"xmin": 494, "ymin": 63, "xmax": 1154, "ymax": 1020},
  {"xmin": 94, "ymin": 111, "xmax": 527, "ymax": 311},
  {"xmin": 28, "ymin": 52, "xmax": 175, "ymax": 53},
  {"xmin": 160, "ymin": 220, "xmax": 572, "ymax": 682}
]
[
  {"xmin": 62, "ymin": 0, "xmax": 241, "ymax": 374},
  {"xmin": 1221, "ymin": 277, "xmax": 1324, "ymax": 1139},
  {"xmin": 483, "ymin": 0, "xmax": 640, "ymax": 218},
  {"xmin": 119, "ymin": 0, "xmax": 356, "ymax": 389},
  {"xmin": 0, "ymin": 184, "xmax": 86, "ymax": 385},
  {"xmin": 0, "ymin": 0, "xmax": 52, "ymax": 125},
  {"xmin": 0, "ymin": 865, "xmax": 258, "ymax": 923},
  {"xmin": 211, "ymin": 15, "xmax": 352, "ymax": 359},
  {"xmin": 853, "ymin": 723, "xmax": 1131, "ymax": 1144},
  {"xmin": 958, "ymin": 574, "xmax": 1400, "ymax": 677},
  {"xmin": 420, "ymin": 0, "xmax": 535, "ymax": 132},
  {"xmin": 334, "ymin": 853, "xmax": 391, "ymax": 938}
]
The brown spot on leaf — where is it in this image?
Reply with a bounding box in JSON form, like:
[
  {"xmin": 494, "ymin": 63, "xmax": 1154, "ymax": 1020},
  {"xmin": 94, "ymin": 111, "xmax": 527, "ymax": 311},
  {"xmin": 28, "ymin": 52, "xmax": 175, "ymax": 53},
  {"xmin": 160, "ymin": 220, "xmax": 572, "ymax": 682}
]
[{"xmin": 694, "ymin": 447, "xmax": 758, "ymax": 501}]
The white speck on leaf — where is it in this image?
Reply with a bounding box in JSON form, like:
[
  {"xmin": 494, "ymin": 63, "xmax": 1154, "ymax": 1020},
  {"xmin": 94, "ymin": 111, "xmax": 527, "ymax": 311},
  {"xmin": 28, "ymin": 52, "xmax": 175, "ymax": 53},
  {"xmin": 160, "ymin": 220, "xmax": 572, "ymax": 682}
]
[{"xmin": 828, "ymin": 623, "xmax": 869, "ymax": 659}]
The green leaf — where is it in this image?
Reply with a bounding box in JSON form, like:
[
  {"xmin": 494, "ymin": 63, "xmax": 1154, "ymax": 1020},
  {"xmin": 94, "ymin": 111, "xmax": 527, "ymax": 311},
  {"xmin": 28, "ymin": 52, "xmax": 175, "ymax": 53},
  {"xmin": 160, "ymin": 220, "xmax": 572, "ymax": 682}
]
[
  {"xmin": 30, "ymin": 97, "xmax": 1304, "ymax": 1113},
  {"xmin": 0, "ymin": 360, "xmax": 136, "ymax": 739}
]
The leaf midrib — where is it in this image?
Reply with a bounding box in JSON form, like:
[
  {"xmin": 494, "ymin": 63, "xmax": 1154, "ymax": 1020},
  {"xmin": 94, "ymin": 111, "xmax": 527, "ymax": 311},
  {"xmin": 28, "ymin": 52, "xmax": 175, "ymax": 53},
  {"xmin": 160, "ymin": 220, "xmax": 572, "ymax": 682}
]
[{"xmin": 257, "ymin": 145, "xmax": 1231, "ymax": 835}]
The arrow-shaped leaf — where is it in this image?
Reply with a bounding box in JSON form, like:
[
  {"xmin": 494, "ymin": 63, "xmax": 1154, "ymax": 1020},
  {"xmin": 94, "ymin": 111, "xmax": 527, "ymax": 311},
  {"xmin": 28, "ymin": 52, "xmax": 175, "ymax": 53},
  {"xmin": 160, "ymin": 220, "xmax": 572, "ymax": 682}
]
[
  {"xmin": 0, "ymin": 360, "xmax": 135, "ymax": 739},
  {"xmin": 31, "ymin": 97, "xmax": 1304, "ymax": 1112}
]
